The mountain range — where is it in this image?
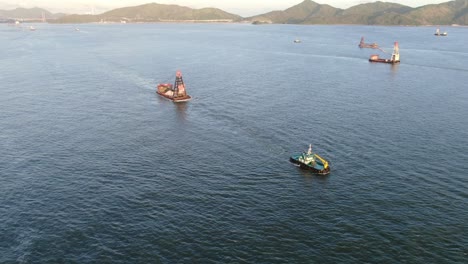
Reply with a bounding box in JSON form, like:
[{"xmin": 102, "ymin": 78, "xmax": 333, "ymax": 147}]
[
  {"xmin": 0, "ymin": 7, "xmax": 64, "ymax": 20},
  {"xmin": 1, "ymin": 0, "xmax": 467, "ymax": 25},
  {"xmin": 248, "ymin": 0, "xmax": 468, "ymax": 25}
]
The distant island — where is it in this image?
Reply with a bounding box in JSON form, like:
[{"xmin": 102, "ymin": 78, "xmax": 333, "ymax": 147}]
[
  {"xmin": 0, "ymin": 7, "xmax": 64, "ymax": 22},
  {"xmin": 248, "ymin": 0, "xmax": 468, "ymax": 25},
  {"xmin": 1, "ymin": 0, "xmax": 467, "ymax": 25}
]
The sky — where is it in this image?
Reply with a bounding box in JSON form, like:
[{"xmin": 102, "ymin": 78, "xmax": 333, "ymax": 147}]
[{"xmin": 0, "ymin": 0, "xmax": 452, "ymax": 16}]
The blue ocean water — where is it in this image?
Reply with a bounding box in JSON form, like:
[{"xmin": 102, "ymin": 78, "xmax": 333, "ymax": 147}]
[{"xmin": 1, "ymin": 23, "xmax": 467, "ymax": 263}]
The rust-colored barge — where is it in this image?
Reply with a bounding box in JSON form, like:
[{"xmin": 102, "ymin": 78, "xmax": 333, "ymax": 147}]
[
  {"xmin": 157, "ymin": 71, "xmax": 191, "ymax": 102},
  {"xmin": 369, "ymin": 42, "xmax": 400, "ymax": 64},
  {"xmin": 359, "ymin": 37, "xmax": 379, "ymax": 49}
]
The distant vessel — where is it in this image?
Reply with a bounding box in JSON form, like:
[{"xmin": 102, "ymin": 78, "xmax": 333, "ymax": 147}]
[
  {"xmin": 29, "ymin": 26, "xmax": 36, "ymax": 31},
  {"xmin": 359, "ymin": 37, "xmax": 379, "ymax": 49},
  {"xmin": 369, "ymin": 41, "xmax": 400, "ymax": 64},
  {"xmin": 434, "ymin": 28, "xmax": 447, "ymax": 36},
  {"xmin": 75, "ymin": 28, "xmax": 80, "ymax": 31},
  {"xmin": 157, "ymin": 71, "xmax": 192, "ymax": 102},
  {"xmin": 294, "ymin": 39, "xmax": 301, "ymax": 43},
  {"xmin": 290, "ymin": 144, "xmax": 330, "ymax": 175}
]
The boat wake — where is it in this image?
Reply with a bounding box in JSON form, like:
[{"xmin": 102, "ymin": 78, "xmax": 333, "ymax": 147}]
[{"xmin": 90, "ymin": 54, "xmax": 156, "ymax": 90}]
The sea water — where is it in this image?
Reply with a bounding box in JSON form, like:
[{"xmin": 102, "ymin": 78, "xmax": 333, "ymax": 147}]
[{"xmin": 1, "ymin": 23, "xmax": 467, "ymax": 263}]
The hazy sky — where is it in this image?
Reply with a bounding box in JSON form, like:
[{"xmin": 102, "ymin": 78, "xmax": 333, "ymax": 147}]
[{"xmin": 0, "ymin": 0, "xmax": 452, "ymax": 16}]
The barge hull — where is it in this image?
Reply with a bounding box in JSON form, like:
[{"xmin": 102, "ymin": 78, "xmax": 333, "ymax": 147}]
[
  {"xmin": 157, "ymin": 91, "xmax": 192, "ymax": 102},
  {"xmin": 369, "ymin": 58, "xmax": 400, "ymax": 64}
]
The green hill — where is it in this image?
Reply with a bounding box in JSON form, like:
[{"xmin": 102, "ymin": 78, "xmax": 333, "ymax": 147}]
[
  {"xmin": 248, "ymin": 0, "xmax": 468, "ymax": 25},
  {"xmin": 249, "ymin": 0, "xmax": 341, "ymax": 24},
  {"xmin": 404, "ymin": 0, "xmax": 468, "ymax": 25},
  {"xmin": 54, "ymin": 3, "xmax": 242, "ymax": 23},
  {"xmin": 0, "ymin": 7, "xmax": 63, "ymax": 20},
  {"xmin": 336, "ymin": 2, "xmax": 413, "ymax": 24}
]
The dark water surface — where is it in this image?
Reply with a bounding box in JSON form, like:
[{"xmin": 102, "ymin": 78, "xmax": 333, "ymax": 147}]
[{"xmin": 1, "ymin": 23, "xmax": 467, "ymax": 263}]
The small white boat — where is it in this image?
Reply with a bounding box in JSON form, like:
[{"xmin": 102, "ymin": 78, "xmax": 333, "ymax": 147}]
[
  {"xmin": 294, "ymin": 39, "xmax": 301, "ymax": 43},
  {"xmin": 434, "ymin": 28, "xmax": 447, "ymax": 36},
  {"xmin": 29, "ymin": 26, "xmax": 36, "ymax": 31}
]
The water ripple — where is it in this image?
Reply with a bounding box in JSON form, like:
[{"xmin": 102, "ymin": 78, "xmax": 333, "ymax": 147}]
[{"xmin": 0, "ymin": 24, "xmax": 467, "ymax": 263}]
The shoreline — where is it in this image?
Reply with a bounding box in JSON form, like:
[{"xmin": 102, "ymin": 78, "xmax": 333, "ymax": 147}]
[{"xmin": 18, "ymin": 21, "xmax": 468, "ymax": 27}]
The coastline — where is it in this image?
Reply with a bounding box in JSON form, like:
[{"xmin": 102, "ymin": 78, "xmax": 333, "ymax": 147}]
[{"xmin": 39, "ymin": 20, "xmax": 468, "ymax": 27}]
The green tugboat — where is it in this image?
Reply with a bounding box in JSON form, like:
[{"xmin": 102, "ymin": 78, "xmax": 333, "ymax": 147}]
[{"xmin": 290, "ymin": 144, "xmax": 330, "ymax": 175}]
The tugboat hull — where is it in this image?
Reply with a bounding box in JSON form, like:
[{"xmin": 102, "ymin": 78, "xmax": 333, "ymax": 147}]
[{"xmin": 289, "ymin": 156, "xmax": 330, "ymax": 175}]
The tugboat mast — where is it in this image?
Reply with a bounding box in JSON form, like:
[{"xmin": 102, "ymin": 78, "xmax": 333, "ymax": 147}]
[{"xmin": 307, "ymin": 144, "xmax": 312, "ymax": 155}]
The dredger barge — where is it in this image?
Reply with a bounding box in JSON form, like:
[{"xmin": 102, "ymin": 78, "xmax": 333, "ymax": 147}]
[
  {"xmin": 369, "ymin": 41, "xmax": 400, "ymax": 64},
  {"xmin": 359, "ymin": 37, "xmax": 379, "ymax": 49},
  {"xmin": 157, "ymin": 71, "xmax": 191, "ymax": 102}
]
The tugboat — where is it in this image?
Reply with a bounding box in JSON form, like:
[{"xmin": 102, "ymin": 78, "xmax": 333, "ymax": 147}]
[
  {"xmin": 369, "ymin": 41, "xmax": 400, "ymax": 64},
  {"xmin": 434, "ymin": 28, "xmax": 448, "ymax": 36},
  {"xmin": 359, "ymin": 37, "xmax": 379, "ymax": 49},
  {"xmin": 290, "ymin": 144, "xmax": 330, "ymax": 175},
  {"xmin": 156, "ymin": 71, "xmax": 191, "ymax": 102}
]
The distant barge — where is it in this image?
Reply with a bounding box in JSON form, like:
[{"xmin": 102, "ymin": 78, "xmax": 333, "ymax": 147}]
[
  {"xmin": 359, "ymin": 37, "xmax": 379, "ymax": 49},
  {"xmin": 369, "ymin": 41, "xmax": 400, "ymax": 64},
  {"xmin": 157, "ymin": 71, "xmax": 191, "ymax": 102},
  {"xmin": 290, "ymin": 145, "xmax": 330, "ymax": 175}
]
